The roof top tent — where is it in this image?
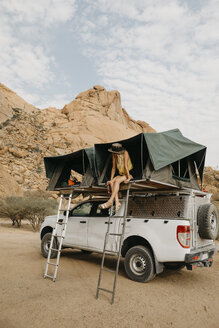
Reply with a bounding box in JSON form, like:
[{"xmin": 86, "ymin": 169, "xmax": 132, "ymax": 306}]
[
  {"xmin": 44, "ymin": 147, "xmax": 96, "ymax": 191},
  {"xmin": 94, "ymin": 133, "xmax": 144, "ymax": 185},
  {"xmin": 94, "ymin": 129, "xmax": 206, "ymax": 191}
]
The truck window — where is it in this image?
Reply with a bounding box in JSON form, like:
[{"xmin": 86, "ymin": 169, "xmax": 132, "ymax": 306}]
[
  {"xmin": 71, "ymin": 202, "xmax": 93, "ymax": 217},
  {"xmin": 91, "ymin": 202, "xmax": 110, "ymax": 217}
]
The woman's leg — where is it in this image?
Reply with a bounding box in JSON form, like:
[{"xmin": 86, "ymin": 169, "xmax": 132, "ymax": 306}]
[
  {"xmin": 100, "ymin": 175, "xmax": 126, "ymax": 208},
  {"xmin": 108, "ymin": 175, "xmax": 126, "ymax": 205}
]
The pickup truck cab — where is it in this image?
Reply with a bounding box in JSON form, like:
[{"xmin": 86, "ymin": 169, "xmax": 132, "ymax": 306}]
[{"xmin": 40, "ymin": 190, "xmax": 218, "ymax": 282}]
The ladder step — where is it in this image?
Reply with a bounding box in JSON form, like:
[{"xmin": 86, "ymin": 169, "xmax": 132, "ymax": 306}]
[
  {"xmin": 98, "ymin": 287, "xmax": 113, "ymax": 294},
  {"xmin": 50, "ymin": 248, "xmax": 60, "ymax": 252},
  {"xmin": 104, "ymin": 250, "xmax": 119, "ymax": 254},
  {"xmin": 102, "ymin": 268, "xmax": 116, "ymax": 273},
  {"xmin": 44, "ymin": 193, "xmax": 73, "ymax": 282},
  {"xmin": 44, "ymin": 274, "xmax": 55, "ymax": 279},
  {"xmin": 48, "ymin": 262, "xmax": 58, "ymax": 266},
  {"xmin": 108, "ymin": 233, "xmax": 122, "ymax": 236}
]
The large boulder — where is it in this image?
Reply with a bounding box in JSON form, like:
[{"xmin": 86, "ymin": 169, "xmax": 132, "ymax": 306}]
[
  {"xmin": 0, "ymin": 83, "xmax": 155, "ymax": 192},
  {"xmin": 62, "ymin": 85, "xmax": 155, "ymax": 133},
  {"xmin": 0, "ymin": 83, "xmax": 36, "ymax": 124},
  {"xmin": 0, "ymin": 164, "xmax": 23, "ymax": 196}
]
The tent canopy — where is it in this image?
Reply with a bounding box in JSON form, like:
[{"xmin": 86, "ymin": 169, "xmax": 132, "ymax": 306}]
[
  {"xmin": 44, "ymin": 147, "xmax": 96, "ymax": 190},
  {"xmin": 94, "ymin": 133, "xmax": 143, "ymax": 183},
  {"xmin": 143, "ymin": 129, "xmax": 206, "ymax": 171},
  {"xmin": 44, "ymin": 129, "xmax": 206, "ymax": 191},
  {"xmin": 94, "ymin": 129, "xmax": 206, "ymax": 189}
]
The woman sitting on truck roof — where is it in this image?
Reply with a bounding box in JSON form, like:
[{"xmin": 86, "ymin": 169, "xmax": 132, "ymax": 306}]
[{"xmin": 99, "ymin": 143, "xmax": 133, "ymax": 212}]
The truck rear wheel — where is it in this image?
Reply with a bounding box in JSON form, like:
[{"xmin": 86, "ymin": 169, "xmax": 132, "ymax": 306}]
[
  {"xmin": 41, "ymin": 233, "xmax": 58, "ymax": 259},
  {"xmin": 124, "ymin": 245, "xmax": 155, "ymax": 282},
  {"xmin": 197, "ymin": 204, "xmax": 218, "ymax": 240}
]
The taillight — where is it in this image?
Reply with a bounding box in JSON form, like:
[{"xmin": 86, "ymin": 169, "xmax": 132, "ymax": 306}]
[{"xmin": 177, "ymin": 225, "xmax": 190, "ymax": 248}]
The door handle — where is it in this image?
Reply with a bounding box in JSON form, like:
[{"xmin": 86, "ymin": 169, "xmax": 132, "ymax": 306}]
[
  {"xmin": 80, "ymin": 221, "xmax": 87, "ymax": 224},
  {"xmin": 105, "ymin": 222, "xmax": 113, "ymax": 224}
]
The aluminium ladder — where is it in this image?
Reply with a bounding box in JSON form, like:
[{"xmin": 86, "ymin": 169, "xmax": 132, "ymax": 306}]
[
  {"xmin": 96, "ymin": 188, "xmax": 130, "ymax": 304},
  {"xmin": 44, "ymin": 193, "xmax": 73, "ymax": 282}
]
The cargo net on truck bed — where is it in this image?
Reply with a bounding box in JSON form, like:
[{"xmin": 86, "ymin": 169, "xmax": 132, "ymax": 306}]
[{"xmin": 127, "ymin": 195, "xmax": 190, "ymax": 219}]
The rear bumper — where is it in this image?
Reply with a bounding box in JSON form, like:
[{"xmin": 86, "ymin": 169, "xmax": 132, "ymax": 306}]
[{"xmin": 185, "ymin": 245, "xmax": 216, "ymax": 270}]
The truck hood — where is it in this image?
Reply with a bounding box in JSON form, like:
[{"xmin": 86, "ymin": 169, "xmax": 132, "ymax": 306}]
[{"xmin": 40, "ymin": 214, "xmax": 64, "ymax": 232}]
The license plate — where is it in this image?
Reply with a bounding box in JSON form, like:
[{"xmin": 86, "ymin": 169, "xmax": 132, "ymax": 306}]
[{"xmin": 202, "ymin": 253, "xmax": 208, "ymax": 260}]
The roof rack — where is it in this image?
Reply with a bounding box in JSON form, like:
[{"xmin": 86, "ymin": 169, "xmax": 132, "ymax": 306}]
[{"xmin": 54, "ymin": 178, "xmax": 180, "ymax": 196}]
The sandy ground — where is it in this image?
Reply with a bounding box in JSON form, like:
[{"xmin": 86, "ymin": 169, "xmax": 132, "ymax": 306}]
[{"xmin": 0, "ymin": 223, "xmax": 219, "ymax": 328}]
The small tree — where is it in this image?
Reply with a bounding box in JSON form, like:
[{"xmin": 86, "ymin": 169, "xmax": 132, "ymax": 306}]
[
  {"xmin": 0, "ymin": 196, "xmax": 26, "ymax": 227},
  {"xmin": 25, "ymin": 196, "xmax": 57, "ymax": 230},
  {"xmin": 0, "ymin": 192, "xmax": 58, "ymax": 230}
]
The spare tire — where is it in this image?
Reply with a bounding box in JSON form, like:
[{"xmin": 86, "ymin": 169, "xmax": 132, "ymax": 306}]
[{"xmin": 197, "ymin": 204, "xmax": 218, "ymax": 240}]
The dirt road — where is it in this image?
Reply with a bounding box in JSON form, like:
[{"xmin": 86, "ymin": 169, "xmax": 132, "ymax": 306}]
[{"xmin": 0, "ymin": 223, "xmax": 219, "ymax": 328}]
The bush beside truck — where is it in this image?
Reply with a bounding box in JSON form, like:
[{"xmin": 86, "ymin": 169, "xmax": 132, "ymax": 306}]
[{"xmin": 0, "ymin": 191, "xmax": 58, "ymax": 231}]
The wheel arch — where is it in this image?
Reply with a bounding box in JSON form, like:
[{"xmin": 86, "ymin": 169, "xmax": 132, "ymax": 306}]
[
  {"xmin": 122, "ymin": 235, "xmax": 163, "ymax": 275},
  {"xmin": 121, "ymin": 235, "xmax": 154, "ymax": 258},
  {"xmin": 40, "ymin": 226, "xmax": 53, "ymax": 240}
]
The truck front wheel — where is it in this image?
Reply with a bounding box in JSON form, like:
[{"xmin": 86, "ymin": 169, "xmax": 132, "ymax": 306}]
[
  {"xmin": 41, "ymin": 233, "xmax": 58, "ymax": 259},
  {"xmin": 124, "ymin": 245, "xmax": 155, "ymax": 282}
]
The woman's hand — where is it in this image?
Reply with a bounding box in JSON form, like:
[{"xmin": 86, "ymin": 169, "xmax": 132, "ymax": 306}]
[{"xmin": 124, "ymin": 174, "xmax": 132, "ymax": 184}]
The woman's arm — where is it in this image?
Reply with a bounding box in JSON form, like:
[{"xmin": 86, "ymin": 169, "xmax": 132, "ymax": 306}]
[
  {"xmin": 124, "ymin": 151, "xmax": 131, "ymax": 179},
  {"xmin": 110, "ymin": 154, "xmax": 116, "ymax": 180}
]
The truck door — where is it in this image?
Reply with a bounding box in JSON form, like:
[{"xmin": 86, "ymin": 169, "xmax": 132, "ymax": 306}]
[
  {"xmin": 87, "ymin": 202, "xmax": 119, "ymax": 252},
  {"xmin": 64, "ymin": 201, "xmax": 93, "ymax": 247}
]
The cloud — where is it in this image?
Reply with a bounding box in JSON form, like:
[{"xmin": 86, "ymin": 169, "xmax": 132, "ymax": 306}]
[
  {"xmin": 0, "ymin": 0, "xmax": 76, "ymax": 91},
  {"xmin": 73, "ymin": 0, "xmax": 219, "ymax": 166},
  {"xmin": 0, "ymin": 0, "xmax": 218, "ymax": 166},
  {"xmin": 0, "ymin": 0, "xmax": 76, "ymax": 26}
]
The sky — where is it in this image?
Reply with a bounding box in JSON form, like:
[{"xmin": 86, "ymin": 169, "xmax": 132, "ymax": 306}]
[{"xmin": 0, "ymin": 0, "xmax": 219, "ymax": 167}]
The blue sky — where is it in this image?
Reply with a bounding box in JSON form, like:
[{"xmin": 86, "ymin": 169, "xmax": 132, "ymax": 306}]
[{"xmin": 0, "ymin": 0, "xmax": 219, "ymax": 167}]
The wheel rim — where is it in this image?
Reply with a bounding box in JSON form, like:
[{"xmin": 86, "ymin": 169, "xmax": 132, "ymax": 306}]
[
  {"xmin": 210, "ymin": 213, "xmax": 217, "ymax": 232},
  {"xmin": 130, "ymin": 254, "xmax": 146, "ymax": 276},
  {"xmin": 45, "ymin": 240, "xmax": 51, "ymax": 252}
]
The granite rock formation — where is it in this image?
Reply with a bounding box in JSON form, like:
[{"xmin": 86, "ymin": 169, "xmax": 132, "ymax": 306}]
[{"xmin": 0, "ymin": 84, "xmax": 154, "ymax": 194}]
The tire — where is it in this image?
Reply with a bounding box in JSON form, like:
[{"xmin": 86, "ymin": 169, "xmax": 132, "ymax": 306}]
[
  {"xmin": 197, "ymin": 204, "xmax": 218, "ymax": 240},
  {"xmin": 81, "ymin": 250, "xmax": 93, "ymax": 255},
  {"xmin": 124, "ymin": 245, "xmax": 155, "ymax": 283},
  {"xmin": 164, "ymin": 263, "xmax": 185, "ymax": 271},
  {"xmin": 41, "ymin": 233, "xmax": 58, "ymax": 259}
]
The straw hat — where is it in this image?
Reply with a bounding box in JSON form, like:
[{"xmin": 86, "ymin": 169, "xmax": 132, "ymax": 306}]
[{"xmin": 108, "ymin": 143, "xmax": 125, "ymax": 154}]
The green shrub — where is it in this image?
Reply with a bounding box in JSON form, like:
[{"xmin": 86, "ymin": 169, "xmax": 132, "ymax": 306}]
[
  {"xmin": 0, "ymin": 192, "xmax": 57, "ymax": 230},
  {"xmin": 0, "ymin": 196, "xmax": 26, "ymax": 227}
]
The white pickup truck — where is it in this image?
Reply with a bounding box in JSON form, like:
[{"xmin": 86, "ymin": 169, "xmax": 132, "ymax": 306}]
[{"xmin": 40, "ymin": 190, "xmax": 218, "ymax": 282}]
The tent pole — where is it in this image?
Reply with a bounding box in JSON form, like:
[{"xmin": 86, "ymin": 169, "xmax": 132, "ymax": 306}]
[{"xmin": 141, "ymin": 133, "xmax": 144, "ymax": 179}]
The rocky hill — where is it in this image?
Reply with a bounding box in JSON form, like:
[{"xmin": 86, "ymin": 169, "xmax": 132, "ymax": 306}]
[
  {"xmin": 0, "ymin": 84, "xmax": 154, "ymax": 195},
  {"xmin": 0, "ymin": 83, "xmax": 36, "ymax": 124},
  {"xmin": 204, "ymin": 168, "xmax": 219, "ymax": 212},
  {"xmin": 1, "ymin": 82, "xmax": 218, "ymax": 205}
]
